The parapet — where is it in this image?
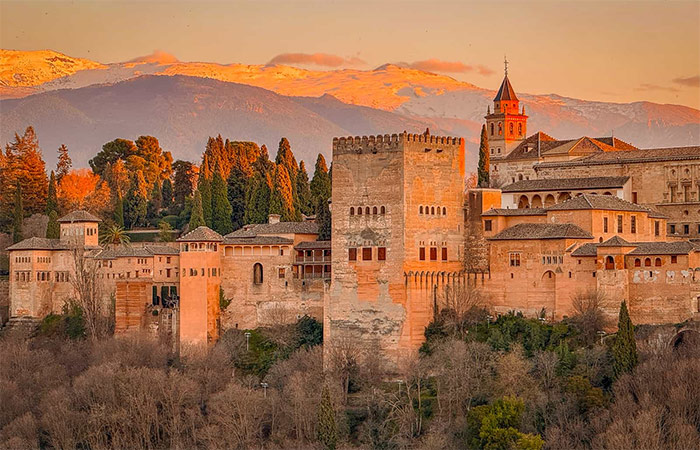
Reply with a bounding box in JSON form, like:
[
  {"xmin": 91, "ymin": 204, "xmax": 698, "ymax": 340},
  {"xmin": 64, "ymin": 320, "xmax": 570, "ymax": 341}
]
[{"xmin": 332, "ymin": 131, "xmax": 463, "ymax": 156}]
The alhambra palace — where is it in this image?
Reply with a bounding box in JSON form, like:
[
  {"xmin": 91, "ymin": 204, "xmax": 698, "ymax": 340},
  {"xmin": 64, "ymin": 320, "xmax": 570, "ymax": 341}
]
[{"xmin": 6, "ymin": 72, "xmax": 700, "ymax": 365}]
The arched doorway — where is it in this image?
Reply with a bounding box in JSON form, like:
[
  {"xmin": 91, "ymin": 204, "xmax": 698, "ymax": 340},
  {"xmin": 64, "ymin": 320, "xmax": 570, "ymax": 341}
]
[
  {"xmin": 531, "ymin": 195, "xmax": 543, "ymax": 208},
  {"xmin": 518, "ymin": 195, "xmax": 530, "ymax": 209},
  {"xmin": 541, "ymin": 271, "xmax": 556, "ymax": 312}
]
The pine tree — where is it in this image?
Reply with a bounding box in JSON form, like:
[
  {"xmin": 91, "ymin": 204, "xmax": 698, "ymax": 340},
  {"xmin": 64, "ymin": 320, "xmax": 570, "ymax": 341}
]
[
  {"xmin": 227, "ymin": 167, "xmax": 248, "ymax": 231},
  {"xmin": 124, "ymin": 173, "xmax": 148, "ymax": 228},
  {"xmin": 46, "ymin": 210, "xmax": 60, "ymax": 239},
  {"xmin": 295, "ymin": 161, "xmax": 313, "ymax": 216},
  {"xmin": 316, "ymin": 196, "xmax": 331, "ymax": 241},
  {"xmin": 310, "ymin": 154, "xmax": 331, "ymax": 214},
  {"xmin": 612, "ymin": 301, "xmax": 638, "ymax": 378},
  {"xmin": 56, "ymin": 144, "xmax": 72, "ymax": 182},
  {"xmin": 161, "ymin": 178, "xmax": 173, "ymax": 208},
  {"xmin": 199, "ymin": 176, "xmax": 213, "ymax": 227},
  {"xmin": 189, "ymin": 190, "xmax": 206, "ymax": 230},
  {"xmin": 114, "ymin": 195, "xmax": 125, "ymax": 228},
  {"xmin": 1, "ymin": 127, "xmax": 49, "ymax": 217},
  {"xmin": 211, "ymin": 172, "xmax": 233, "ymax": 234},
  {"xmin": 478, "ymin": 124, "xmax": 490, "ymax": 187},
  {"xmin": 317, "ymin": 384, "xmax": 337, "ymax": 450},
  {"xmin": 12, "ymin": 185, "xmax": 23, "ymax": 243},
  {"xmin": 46, "ymin": 171, "xmax": 58, "ymax": 215},
  {"xmin": 270, "ymin": 165, "xmax": 296, "ymax": 221}
]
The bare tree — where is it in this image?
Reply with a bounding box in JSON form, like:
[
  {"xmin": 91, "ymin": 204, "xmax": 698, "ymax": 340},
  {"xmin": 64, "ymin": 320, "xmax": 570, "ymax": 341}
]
[
  {"xmin": 438, "ymin": 284, "xmax": 486, "ymax": 339},
  {"xmin": 69, "ymin": 247, "xmax": 104, "ymax": 340},
  {"xmin": 570, "ymin": 289, "xmax": 609, "ymax": 345},
  {"xmin": 326, "ymin": 336, "xmax": 363, "ymax": 405}
]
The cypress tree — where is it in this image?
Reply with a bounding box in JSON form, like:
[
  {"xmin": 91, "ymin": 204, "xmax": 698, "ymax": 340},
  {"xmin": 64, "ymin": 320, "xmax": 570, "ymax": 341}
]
[
  {"xmin": 199, "ymin": 176, "xmax": 213, "ymax": 227},
  {"xmin": 56, "ymin": 144, "xmax": 72, "ymax": 182},
  {"xmin": 46, "ymin": 210, "xmax": 60, "ymax": 239},
  {"xmin": 270, "ymin": 165, "xmax": 296, "ymax": 221},
  {"xmin": 244, "ymin": 173, "xmax": 271, "ymax": 224},
  {"xmin": 295, "ymin": 161, "xmax": 313, "ymax": 216},
  {"xmin": 189, "ymin": 190, "xmax": 206, "ymax": 230},
  {"xmin": 12, "ymin": 184, "xmax": 23, "ymax": 243},
  {"xmin": 162, "ymin": 178, "xmax": 173, "ymax": 208},
  {"xmin": 478, "ymin": 124, "xmax": 490, "ymax": 187},
  {"xmin": 612, "ymin": 301, "xmax": 638, "ymax": 378},
  {"xmin": 147, "ymin": 179, "xmax": 163, "ymax": 221},
  {"xmin": 317, "ymin": 384, "xmax": 337, "ymax": 450},
  {"xmin": 124, "ymin": 173, "xmax": 148, "ymax": 228},
  {"xmin": 310, "ymin": 154, "xmax": 331, "ymax": 214},
  {"xmin": 227, "ymin": 167, "xmax": 248, "ymax": 230},
  {"xmin": 114, "ymin": 195, "xmax": 125, "ymax": 228},
  {"xmin": 316, "ymin": 196, "xmax": 331, "ymax": 241},
  {"xmin": 211, "ymin": 172, "xmax": 233, "ymax": 235},
  {"xmin": 46, "ymin": 171, "xmax": 58, "ymax": 215}
]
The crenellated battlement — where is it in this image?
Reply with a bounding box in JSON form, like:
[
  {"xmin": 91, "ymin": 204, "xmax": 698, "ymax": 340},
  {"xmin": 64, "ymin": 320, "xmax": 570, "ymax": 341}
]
[{"xmin": 332, "ymin": 131, "xmax": 463, "ymax": 156}]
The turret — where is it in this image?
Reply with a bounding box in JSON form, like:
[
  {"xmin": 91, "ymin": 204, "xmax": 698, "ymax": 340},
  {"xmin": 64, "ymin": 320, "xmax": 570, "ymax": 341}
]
[{"xmin": 58, "ymin": 210, "xmax": 101, "ymax": 247}]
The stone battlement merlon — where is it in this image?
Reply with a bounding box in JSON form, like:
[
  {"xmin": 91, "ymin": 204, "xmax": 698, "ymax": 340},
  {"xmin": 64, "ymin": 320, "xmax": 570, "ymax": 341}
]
[{"xmin": 332, "ymin": 132, "xmax": 463, "ymax": 156}]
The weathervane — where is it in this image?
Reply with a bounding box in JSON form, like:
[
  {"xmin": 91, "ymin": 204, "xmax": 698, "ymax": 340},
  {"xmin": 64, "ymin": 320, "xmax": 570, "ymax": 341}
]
[{"xmin": 504, "ymin": 55, "xmax": 509, "ymax": 77}]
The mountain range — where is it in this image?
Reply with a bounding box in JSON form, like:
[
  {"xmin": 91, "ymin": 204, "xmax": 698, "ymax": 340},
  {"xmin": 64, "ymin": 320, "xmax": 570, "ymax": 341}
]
[{"xmin": 1, "ymin": 49, "xmax": 699, "ymax": 168}]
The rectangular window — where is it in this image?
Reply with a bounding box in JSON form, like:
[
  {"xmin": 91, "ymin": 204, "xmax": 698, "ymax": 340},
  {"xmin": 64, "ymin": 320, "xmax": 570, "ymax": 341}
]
[
  {"xmin": 656, "ymin": 221, "xmax": 660, "ymax": 236},
  {"xmin": 632, "ymin": 192, "xmax": 638, "ymax": 203},
  {"xmin": 430, "ymin": 247, "xmax": 437, "ymax": 261},
  {"xmin": 631, "ymin": 216, "xmax": 637, "ymax": 234},
  {"xmin": 603, "ymin": 217, "xmax": 608, "ymax": 233},
  {"xmin": 684, "ymin": 224, "xmax": 690, "ymax": 235},
  {"xmin": 362, "ymin": 248, "xmax": 372, "ymax": 261},
  {"xmin": 441, "ymin": 247, "xmax": 447, "ymax": 261},
  {"xmin": 166, "ymin": 257, "xmax": 171, "ymax": 264},
  {"xmin": 378, "ymin": 247, "xmax": 386, "ymax": 261},
  {"xmin": 671, "ymin": 255, "xmax": 678, "ymax": 264},
  {"xmin": 670, "ymin": 224, "xmax": 676, "ymax": 234},
  {"xmin": 419, "ymin": 247, "xmax": 426, "ymax": 261},
  {"xmin": 484, "ymin": 220, "xmax": 492, "ymax": 231},
  {"xmin": 349, "ymin": 248, "xmax": 357, "ymax": 261},
  {"xmin": 278, "ymin": 268, "xmax": 285, "ymax": 279},
  {"xmin": 166, "ymin": 268, "xmax": 171, "ymax": 278},
  {"xmin": 617, "ymin": 215, "xmax": 623, "ymax": 233},
  {"xmin": 509, "ymin": 252, "xmax": 521, "ymax": 267}
]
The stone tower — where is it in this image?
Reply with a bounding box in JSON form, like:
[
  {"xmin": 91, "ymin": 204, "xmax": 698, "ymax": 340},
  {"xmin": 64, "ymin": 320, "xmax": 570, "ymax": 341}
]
[
  {"xmin": 485, "ymin": 59, "xmax": 527, "ymax": 159},
  {"xmin": 326, "ymin": 130, "xmax": 465, "ymax": 370},
  {"xmin": 177, "ymin": 226, "xmax": 223, "ymax": 348}
]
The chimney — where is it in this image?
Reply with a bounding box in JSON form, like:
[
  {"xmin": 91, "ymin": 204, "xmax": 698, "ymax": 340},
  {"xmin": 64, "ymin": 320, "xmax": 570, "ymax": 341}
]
[{"xmin": 268, "ymin": 214, "xmax": 281, "ymax": 224}]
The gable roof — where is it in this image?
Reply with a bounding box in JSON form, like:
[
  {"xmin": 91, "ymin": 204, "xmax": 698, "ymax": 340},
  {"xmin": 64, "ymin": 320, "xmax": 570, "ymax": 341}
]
[
  {"xmin": 494, "ymin": 75, "xmax": 518, "ymax": 101},
  {"xmin": 225, "ymin": 221, "xmax": 318, "ymax": 239},
  {"xmin": 503, "ymin": 132, "xmax": 639, "ymax": 162},
  {"xmin": 58, "ymin": 210, "xmax": 102, "ymax": 223},
  {"xmin": 571, "ymin": 243, "xmax": 599, "ymax": 257},
  {"xmin": 598, "ymin": 236, "xmax": 632, "ymax": 247},
  {"xmin": 176, "ymin": 226, "xmax": 223, "ymax": 242},
  {"xmin": 6, "ymin": 237, "xmax": 69, "ymax": 251},
  {"xmin": 501, "ymin": 176, "xmax": 629, "ymax": 193},
  {"xmin": 488, "ymin": 223, "xmax": 592, "ymax": 240},
  {"xmin": 547, "ymin": 194, "xmax": 655, "ymax": 214}
]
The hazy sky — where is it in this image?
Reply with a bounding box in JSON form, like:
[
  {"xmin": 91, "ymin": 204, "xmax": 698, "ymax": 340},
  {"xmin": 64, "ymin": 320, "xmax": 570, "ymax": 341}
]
[{"xmin": 2, "ymin": 0, "xmax": 699, "ymax": 108}]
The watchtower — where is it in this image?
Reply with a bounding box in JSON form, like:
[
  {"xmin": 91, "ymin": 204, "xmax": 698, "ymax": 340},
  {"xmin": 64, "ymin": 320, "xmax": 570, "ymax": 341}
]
[{"xmin": 485, "ymin": 58, "xmax": 527, "ymax": 158}]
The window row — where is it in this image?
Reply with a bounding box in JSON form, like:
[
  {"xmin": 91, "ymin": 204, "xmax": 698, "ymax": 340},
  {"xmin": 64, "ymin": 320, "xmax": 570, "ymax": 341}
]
[
  {"xmin": 14, "ymin": 256, "xmax": 31, "ymax": 263},
  {"xmin": 668, "ymin": 223, "xmax": 700, "ymax": 235},
  {"xmin": 419, "ymin": 206, "xmax": 447, "ymax": 216},
  {"xmin": 349, "ymin": 247, "xmax": 387, "ymax": 261},
  {"xmin": 418, "ymin": 247, "xmax": 448, "ymax": 261},
  {"xmin": 603, "ymin": 215, "xmax": 641, "ymax": 234},
  {"xmin": 181, "ymin": 242, "xmax": 218, "ymax": 252},
  {"xmin": 349, "ymin": 206, "xmax": 387, "ymax": 216},
  {"xmin": 490, "ymin": 122, "xmax": 523, "ymax": 137},
  {"xmin": 182, "ymin": 267, "xmax": 220, "ymax": 277},
  {"xmin": 137, "ymin": 258, "xmax": 149, "ymax": 264},
  {"xmin": 542, "ymin": 255, "xmax": 563, "ymax": 265},
  {"xmin": 157, "ymin": 256, "xmax": 173, "ymax": 263},
  {"xmin": 632, "ymin": 256, "xmax": 677, "ymax": 267},
  {"xmin": 37, "ymin": 257, "xmax": 51, "ymax": 263}
]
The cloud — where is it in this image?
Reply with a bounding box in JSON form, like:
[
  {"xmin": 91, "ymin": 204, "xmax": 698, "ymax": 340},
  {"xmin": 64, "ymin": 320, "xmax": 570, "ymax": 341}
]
[
  {"xmin": 405, "ymin": 59, "xmax": 494, "ymax": 76},
  {"xmin": 635, "ymin": 83, "xmax": 679, "ymax": 93},
  {"xmin": 672, "ymin": 75, "xmax": 700, "ymax": 88},
  {"xmin": 267, "ymin": 53, "xmax": 366, "ymax": 67}
]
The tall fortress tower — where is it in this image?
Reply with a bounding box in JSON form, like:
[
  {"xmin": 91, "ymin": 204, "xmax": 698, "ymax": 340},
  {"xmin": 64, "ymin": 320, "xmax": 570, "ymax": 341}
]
[
  {"xmin": 485, "ymin": 59, "xmax": 528, "ymax": 158},
  {"xmin": 326, "ymin": 131, "xmax": 465, "ymax": 368}
]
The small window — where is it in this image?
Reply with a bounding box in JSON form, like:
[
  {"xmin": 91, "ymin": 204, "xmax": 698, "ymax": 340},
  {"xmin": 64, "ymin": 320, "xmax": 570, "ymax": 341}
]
[
  {"xmin": 509, "ymin": 252, "xmax": 521, "ymax": 267},
  {"xmin": 372, "ymin": 206, "xmax": 377, "ymax": 215},
  {"xmin": 419, "ymin": 206, "xmax": 423, "ymax": 214},
  {"xmin": 634, "ymin": 258, "xmax": 641, "ymax": 267},
  {"xmin": 380, "ymin": 206, "xmax": 386, "ymax": 214},
  {"xmin": 419, "ymin": 247, "xmax": 426, "ymax": 261},
  {"xmin": 378, "ymin": 247, "xmax": 386, "ymax": 261},
  {"xmin": 278, "ymin": 268, "xmax": 285, "ymax": 279},
  {"xmin": 349, "ymin": 248, "xmax": 357, "ymax": 261},
  {"xmin": 684, "ymin": 224, "xmax": 690, "ymax": 235},
  {"xmin": 350, "ymin": 207, "xmax": 354, "ymax": 216},
  {"xmin": 670, "ymin": 224, "xmax": 676, "ymax": 234},
  {"xmin": 617, "ymin": 215, "xmax": 623, "ymax": 233},
  {"xmin": 671, "ymin": 255, "xmax": 678, "ymax": 263},
  {"xmin": 655, "ymin": 258, "xmax": 662, "ymax": 267},
  {"xmin": 603, "ymin": 217, "xmax": 608, "ymax": 233},
  {"xmin": 253, "ymin": 263, "xmax": 263, "ymax": 284},
  {"xmin": 431, "ymin": 207, "xmax": 435, "ymax": 215},
  {"xmin": 430, "ymin": 247, "xmax": 437, "ymax": 261},
  {"xmin": 357, "ymin": 207, "xmax": 362, "ymax": 216},
  {"xmin": 484, "ymin": 220, "xmax": 492, "ymax": 231},
  {"xmin": 655, "ymin": 221, "xmax": 660, "ymax": 236},
  {"xmin": 442, "ymin": 207, "xmax": 446, "ymax": 215},
  {"xmin": 362, "ymin": 248, "xmax": 372, "ymax": 261},
  {"xmin": 441, "ymin": 247, "xmax": 447, "ymax": 261},
  {"xmin": 365, "ymin": 207, "xmax": 370, "ymax": 215},
  {"xmin": 645, "ymin": 258, "xmax": 652, "ymax": 267},
  {"xmin": 631, "ymin": 216, "xmax": 637, "ymax": 234}
]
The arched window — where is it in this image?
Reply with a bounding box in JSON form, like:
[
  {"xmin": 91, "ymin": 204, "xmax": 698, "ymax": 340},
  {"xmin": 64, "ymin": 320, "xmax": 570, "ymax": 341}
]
[
  {"xmin": 357, "ymin": 207, "xmax": 362, "ymax": 215},
  {"xmin": 253, "ymin": 263, "xmax": 263, "ymax": 285},
  {"xmin": 431, "ymin": 206, "xmax": 435, "ymax": 215},
  {"xmin": 518, "ymin": 123, "xmax": 522, "ymax": 136},
  {"xmin": 498, "ymin": 122, "xmax": 503, "ymax": 135},
  {"xmin": 437, "ymin": 207, "xmax": 441, "ymax": 216},
  {"xmin": 605, "ymin": 256, "xmax": 615, "ymax": 270},
  {"xmin": 420, "ymin": 206, "xmax": 423, "ymax": 214},
  {"xmin": 634, "ymin": 258, "xmax": 641, "ymax": 267},
  {"xmin": 655, "ymin": 258, "xmax": 662, "ymax": 267},
  {"xmin": 490, "ymin": 123, "xmax": 494, "ymax": 135},
  {"xmin": 442, "ymin": 207, "xmax": 446, "ymax": 215},
  {"xmin": 363, "ymin": 207, "xmax": 368, "ymax": 215},
  {"xmin": 380, "ymin": 206, "xmax": 385, "ymax": 214},
  {"xmin": 509, "ymin": 123, "xmax": 514, "ymax": 134},
  {"xmin": 644, "ymin": 258, "xmax": 652, "ymax": 267},
  {"xmin": 518, "ymin": 174, "xmax": 523, "ymax": 181},
  {"xmin": 350, "ymin": 207, "xmax": 354, "ymax": 216},
  {"xmin": 372, "ymin": 206, "xmax": 377, "ymax": 215}
]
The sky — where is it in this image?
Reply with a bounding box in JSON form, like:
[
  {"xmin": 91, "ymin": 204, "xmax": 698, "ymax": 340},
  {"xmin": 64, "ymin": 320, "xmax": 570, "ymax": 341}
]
[{"xmin": 1, "ymin": 0, "xmax": 700, "ymax": 109}]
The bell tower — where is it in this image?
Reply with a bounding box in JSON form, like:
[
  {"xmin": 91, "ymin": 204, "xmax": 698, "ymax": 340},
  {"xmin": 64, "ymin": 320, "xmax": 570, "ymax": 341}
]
[{"xmin": 485, "ymin": 57, "xmax": 527, "ymax": 158}]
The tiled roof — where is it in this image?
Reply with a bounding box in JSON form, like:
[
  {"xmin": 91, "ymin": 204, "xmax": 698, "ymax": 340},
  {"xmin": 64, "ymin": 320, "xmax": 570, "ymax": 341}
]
[
  {"xmin": 176, "ymin": 226, "xmax": 223, "ymax": 242},
  {"xmin": 225, "ymin": 221, "xmax": 318, "ymax": 238},
  {"xmin": 58, "ymin": 210, "xmax": 102, "ymax": 223},
  {"xmin": 482, "ymin": 208, "xmax": 547, "ymax": 216},
  {"xmin": 547, "ymin": 194, "xmax": 654, "ymax": 213},
  {"xmin": 501, "ymin": 132, "xmax": 562, "ymax": 160},
  {"xmin": 95, "ymin": 244, "xmax": 179, "ymax": 259},
  {"xmin": 501, "ymin": 176, "xmax": 629, "ymax": 193},
  {"xmin": 571, "ymin": 243, "xmax": 599, "ymax": 257},
  {"xmin": 295, "ymin": 240, "xmax": 331, "ymax": 250},
  {"xmin": 6, "ymin": 237, "xmax": 69, "ymax": 251},
  {"xmin": 536, "ymin": 146, "xmax": 700, "ymax": 168},
  {"xmin": 223, "ymin": 236, "xmax": 294, "ymax": 245},
  {"xmin": 148, "ymin": 245, "xmax": 180, "ymax": 255},
  {"xmin": 488, "ymin": 223, "xmax": 592, "ymax": 240},
  {"xmin": 503, "ymin": 132, "xmax": 639, "ymax": 162},
  {"xmin": 494, "ymin": 75, "xmax": 518, "ymax": 101},
  {"xmin": 628, "ymin": 241, "xmax": 697, "ymax": 256},
  {"xmin": 598, "ymin": 236, "xmax": 632, "ymax": 247}
]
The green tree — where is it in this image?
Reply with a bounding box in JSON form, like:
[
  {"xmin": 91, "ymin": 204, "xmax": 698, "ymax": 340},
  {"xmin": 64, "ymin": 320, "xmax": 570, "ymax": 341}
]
[
  {"xmin": 244, "ymin": 173, "xmax": 271, "ymax": 224},
  {"xmin": 270, "ymin": 165, "xmax": 296, "ymax": 221},
  {"xmin": 114, "ymin": 195, "xmax": 125, "ymax": 228},
  {"xmin": 147, "ymin": 179, "xmax": 163, "ymax": 221},
  {"xmin": 317, "ymin": 384, "xmax": 337, "ymax": 450},
  {"xmin": 46, "ymin": 210, "xmax": 60, "ymax": 239},
  {"xmin": 90, "ymin": 138, "xmax": 137, "ymax": 176},
  {"xmin": 189, "ymin": 189, "xmax": 206, "ymax": 230},
  {"xmin": 478, "ymin": 124, "xmax": 490, "ymax": 187},
  {"xmin": 227, "ymin": 167, "xmax": 248, "ymax": 230},
  {"xmin": 172, "ymin": 160, "xmax": 197, "ymax": 207},
  {"xmin": 161, "ymin": 178, "xmax": 173, "ymax": 208},
  {"xmin": 316, "ymin": 196, "xmax": 331, "ymax": 240},
  {"xmin": 310, "ymin": 154, "xmax": 331, "ymax": 213},
  {"xmin": 211, "ymin": 172, "xmax": 233, "ymax": 234},
  {"xmin": 158, "ymin": 221, "xmax": 174, "ymax": 242},
  {"xmin": 467, "ymin": 397, "xmax": 543, "ymax": 450},
  {"xmin": 199, "ymin": 176, "xmax": 213, "ymax": 227},
  {"xmin": 124, "ymin": 172, "xmax": 148, "ymax": 228},
  {"xmin": 295, "ymin": 160, "xmax": 313, "ymax": 216},
  {"xmin": 612, "ymin": 301, "xmax": 638, "ymax": 378},
  {"xmin": 46, "ymin": 171, "xmax": 58, "ymax": 215},
  {"xmin": 56, "ymin": 144, "xmax": 72, "ymax": 182},
  {"xmin": 12, "ymin": 184, "xmax": 23, "ymax": 243}
]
